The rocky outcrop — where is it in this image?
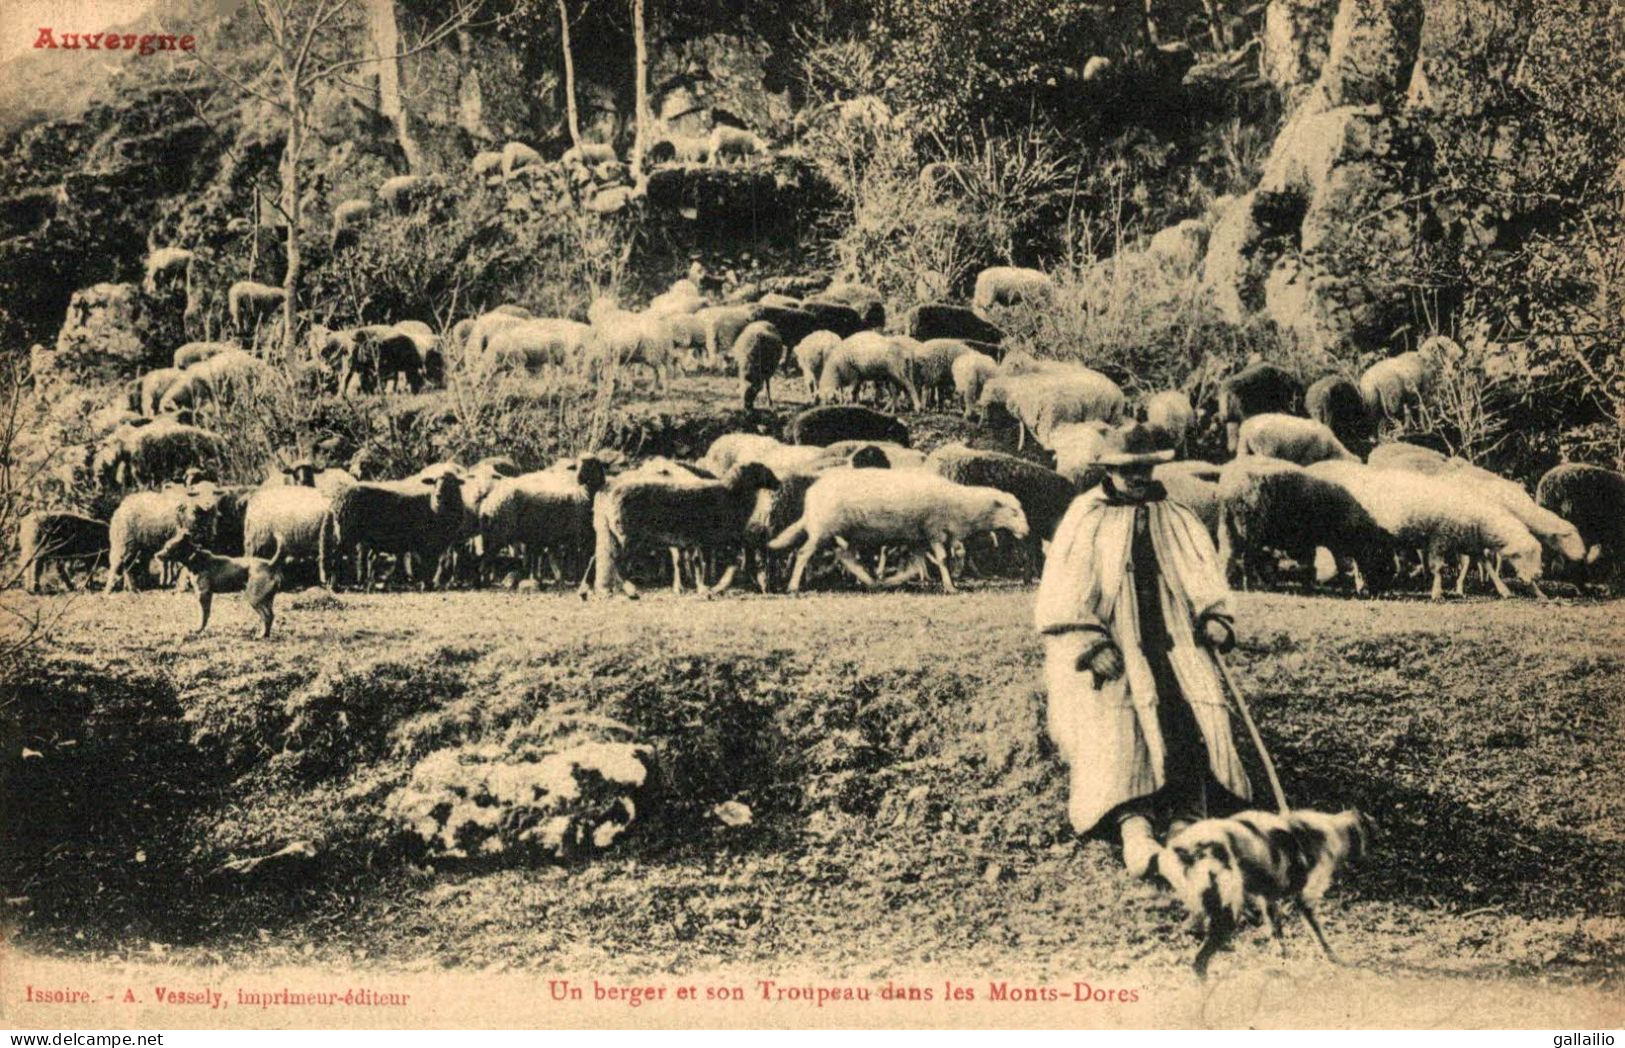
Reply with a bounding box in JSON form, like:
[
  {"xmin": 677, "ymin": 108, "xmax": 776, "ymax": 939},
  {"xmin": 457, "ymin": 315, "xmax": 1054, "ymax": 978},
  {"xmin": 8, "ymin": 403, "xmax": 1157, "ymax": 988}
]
[
  {"xmin": 1202, "ymin": 0, "xmax": 1429, "ymax": 357},
  {"xmin": 389, "ymin": 739, "xmax": 655, "ymax": 862},
  {"xmin": 34, "ymin": 283, "xmax": 156, "ymax": 391},
  {"xmin": 1261, "ymin": 0, "xmax": 1336, "ymax": 94}
]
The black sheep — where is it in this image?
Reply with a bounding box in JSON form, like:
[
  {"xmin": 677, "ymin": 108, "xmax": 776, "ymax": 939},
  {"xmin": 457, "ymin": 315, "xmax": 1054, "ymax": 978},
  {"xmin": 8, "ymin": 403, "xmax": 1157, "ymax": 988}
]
[
  {"xmin": 903, "ymin": 303, "xmax": 1006, "ymax": 346},
  {"xmin": 786, "ymin": 404, "xmax": 910, "ymax": 448}
]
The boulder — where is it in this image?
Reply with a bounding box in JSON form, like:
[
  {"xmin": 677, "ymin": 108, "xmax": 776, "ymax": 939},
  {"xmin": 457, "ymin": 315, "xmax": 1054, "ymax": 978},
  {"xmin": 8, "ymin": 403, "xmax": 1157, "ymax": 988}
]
[
  {"xmin": 389, "ymin": 739, "xmax": 654, "ymax": 862},
  {"xmin": 1147, "ymin": 218, "xmax": 1211, "ymax": 276},
  {"xmin": 1261, "ymin": 0, "xmax": 1337, "ymax": 94}
]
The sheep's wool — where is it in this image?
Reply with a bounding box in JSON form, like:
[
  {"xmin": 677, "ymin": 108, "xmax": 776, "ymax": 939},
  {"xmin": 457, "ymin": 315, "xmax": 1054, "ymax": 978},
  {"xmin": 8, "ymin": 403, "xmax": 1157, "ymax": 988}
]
[{"xmin": 1034, "ymin": 488, "xmax": 1252, "ymax": 834}]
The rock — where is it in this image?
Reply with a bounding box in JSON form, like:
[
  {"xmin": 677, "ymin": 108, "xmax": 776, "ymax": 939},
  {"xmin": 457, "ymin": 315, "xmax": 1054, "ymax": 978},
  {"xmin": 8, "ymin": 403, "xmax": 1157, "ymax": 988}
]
[
  {"xmin": 46, "ymin": 283, "xmax": 160, "ymax": 388},
  {"xmin": 1310, "ymin": 0, "xmax": 1424, "ymax": 111},
  {"xmin": 1261, "ymin": 0, "xmax": 1337, "ymax": 94},
  {"xmin": 1201, "ymin": 0, "xmax": 1429, "ymax": 352},
  {"xmin": 388, "ymin": 739, "xmax": 654, "ymax": 862},
  {"xmin": 712, "ymin": 800, "xmax": 752, "ymax": 827},
  {"xmin": 1081, "ymin": 56, "xmax": 1113, "ymax": 82},
  {"xmin": 515, "ymin": 578, "xmax": 539, "ymax": 593},
  {"xmin": 1147, "ymin": 218, "xmax": 1210, "ymax": 276}
]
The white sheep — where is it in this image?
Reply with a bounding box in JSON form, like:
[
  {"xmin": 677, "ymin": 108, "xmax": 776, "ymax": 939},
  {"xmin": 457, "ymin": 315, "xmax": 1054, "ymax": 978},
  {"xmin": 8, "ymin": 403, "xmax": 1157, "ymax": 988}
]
[
  {"xmin": 951, "ymin": 350, "xmax": 997, "ymax": 418},
  {"xmin": 500, "ymin": 141, "xmax": 545, "ymax": 180},
  {"xmin": 1142, "ymin": 390, "xmax": 1195, "ymax": 455},
  {"xmin": 979, "ymin": 369, "xmax": 1125, "ymax": 449},
  {"xmin": 143, "ymin": 247, "xmax": 193, "ymax": 296},
  {"xmin": 1234, "ymin": 413, "xmax": 1360, "ymax": 466},
  {"xmin": 708, "ymin": 126, "xmax": 765, "ymax": 165},
  {"xmin": 242, "ymin": 485, "xmax": 338, "ymax": 586},
  {"xmin": 768, "ymin": 469, "xmax": 1029, "ymax": 593},
  {"xmin": 793, "ymin": 331, "xmax": 843, "ymax": 398},
  {"xmin": 973, "ymin": 266, "xmax": 1055, "ymax": 313},
  {"xmin": 818, "ymin": 331, "xmax": 921, "ymax": 411},
  {"xmin": 700, "ymin": 433, "xmax": 787, "ymax": 476},
  {"xmin": 1307, "ymin": 461, "xmax": 1543, "ymax": 599},
  {"xmin": 1373, "ymin": 451, "xmax": 1586, "ymax": 565}
]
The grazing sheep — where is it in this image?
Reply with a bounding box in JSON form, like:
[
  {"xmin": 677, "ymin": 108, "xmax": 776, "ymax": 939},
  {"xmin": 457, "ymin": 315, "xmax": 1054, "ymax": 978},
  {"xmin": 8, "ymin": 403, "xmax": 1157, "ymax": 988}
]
[
  {"xmin": 19, "ymin": 511, "xmax": 109, "ymax": 592},
  {"xmin": 951, "ymin": 350, "xmax": 998, "ymax": 419},
  {"xmin": 329, "ymin": 472, "xmax": 467, "ymax": 589},
  {"xmin": 592, "ymin": 462, "xmax": 781, "ymax": 597},
  {"xmin": 1536, "ymin": 464, "xmax": 1625, "ymax": 576},
  {"xmin": 500, "ymin": 141, "xmax": 544, "ymax": 180},
  {"xmin": 105, "ymin": 488, "xmax": 214, "ymax": 592},
  {"xmin": 95, "ymin": 417, "xmax": 225, "ymax": 488},
  {"xmin": 708, "ymin": 125, "xmax": 765, "ymax": 165},
  {"xmin": 925, "ymin": 445, "xmax": 1075, "ymax": 580},
  {"xmin": 973, "ymin": 266, "xmax": 1054, "ymax": 313},
  {"xmin": 1373, "ymin": 453, "xmax": 1586, "ymax": 566},
  {"xmin": 818, "ymin": 331, "xmax": 921, "ymax": 410},
  {"xmin": 792, "ymin": 331, "xmax": 843, "ymax": 397},
  {"xmin": 172, "ymin": 340, "xmax": 235, "ymax": 370},
  {"xmin": 160, "ymin": 348, "xmax": 276, "ymax": 413},
  {"xmin": 905, "ymin": 303, "xmax": 1006, "ymax": 347},
  {"xmin": 979, "ymin": 370, "xmax": 1126, "ymax": 449},
  {"xmin": 331, "ymin": 199, "xmax": 372, "ymax": 247},
  {"xmin": 1154, "ymin": 460, "xmax": 1222, "ymax": 538},
  {"xmin": 1235, "ymin": 413, "xmax": 1360, "ymax": 466},
  {"xmin": 562, "ymin": 142, "xmax": 617, "ymax": 167},
  {"xmin": 1306, "ymin": 376, "xmax": 1371, "ymax": 451},
  {"xmin": 341, "ymin": 325, "xmax": 424, "ymax": 394},
  {"xmin": 138, "ymin": 367, "xmax": 187, "ymax": 416},
  {"xmin": 797, "ymin": 299, "xmax": 867, "ymax": 339},
  {"xmin": 479, "ymin": 458, "xmax": 609, "ymax": 586},
  {"xmin": 1142, "ymin": 390, "xmax": 1195, "ymax": 456},
  {"xmin": 378, "ymin": 173, "xmax": 427, "ymax": 212},
  {"xmin": 393, "ymin": 320, "xmax": 444, "ymax": 387},
  {"xmin": 144, "ymin": 247, "xmax": 194, "ymax": 296},
  {"xmin": 910, "ymin": 338, "xmax": 974, "ymax": 410},
  {"xmin": 696, "ymin": 305, "xmax": 761, "ymax": 365},
  {"xmin": 808, "ymin": 282, "xmax": 885, "ymax": 331},
  {"xmin": 1217, "ymin": 457, "xmax": 1395, "ymax": 593},
  {"xmin": 649, "ymin": 134, "xmax": 712, "ymax": 164},
  {"xmin": 589, "ymin": 304, "xmax": 675, "ymax": 390},
  {"xmin": 1359, "ymin": 351, "xmax": 1431, "ymax": 422},
  {"xmin": 701, "ymin": 433, "xmax": 787, "ymax": 475},
  {"xmin": 227, "ymin": 281, "xmax": 287, "ymax": 340},
  {"xmin": 243, "ymin": 484, "xmax": 338, "ymax": 586},
  {"xmin": 787, "ymin": 404, "xmax": 910, "ymax": 448},
  {"xmin": 735, "ymin": 321, "xmax": 785, "ymax": 410},
  {"xmin": 1307, "ymin": 461, "xmax": 1542, "ymax": 599},
  {"xmin": 1217, "ymin": 361, "xmax": 1303, "ymax": 452},
  {"xmin": 1367, "ymin": 441, "xmax": 1448, "ymax": 472},
  {"xmin": 463, "ymin": 310, "xmax": 533, "ymax": 361},
  {"xmin": 769, "ymin": 469, "xmax": 1029, "ymax": 593},
  {"xmin": 481, "ymin": 318, "xmax": 591, "ymax": 377},
  {"xmin": 813, "ymin": 441, "xmax": 927, "ymax": 471},
  {"xmin": 1046, "ymin": 420, "xmax": 1114, "ymax": 489}
]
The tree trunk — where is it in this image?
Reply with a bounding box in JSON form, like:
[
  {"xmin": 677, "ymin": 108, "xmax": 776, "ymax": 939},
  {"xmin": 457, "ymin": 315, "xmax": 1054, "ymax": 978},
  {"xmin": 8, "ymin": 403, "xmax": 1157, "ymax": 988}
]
[
  {"xmin": 281, "ymin": 92, "xmax": 302, "ymax": 364},
  {"xmin": 630, "ymin": 0, "xmax": 647, "ymax": 179},
  {"xmin": 557, "ymin": 0, "xmax": 582, "ymax": 150},
  {"xmin": 368, "ymin": 0, "xmax": 422, "ymax": 172}
]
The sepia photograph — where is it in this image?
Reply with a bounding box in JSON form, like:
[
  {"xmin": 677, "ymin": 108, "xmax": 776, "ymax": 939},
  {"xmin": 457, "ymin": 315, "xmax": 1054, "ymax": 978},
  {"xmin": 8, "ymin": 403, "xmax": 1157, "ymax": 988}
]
[{"xmin": 0, "ymin": 0, "xmax": 1621, "ymax": 1031}]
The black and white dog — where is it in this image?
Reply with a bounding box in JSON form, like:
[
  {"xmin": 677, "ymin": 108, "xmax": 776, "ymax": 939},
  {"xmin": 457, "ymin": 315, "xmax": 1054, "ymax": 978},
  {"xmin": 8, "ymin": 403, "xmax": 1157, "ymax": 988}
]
[{"xmin": 1157, "ymin": 808, "xmax": 1375, "ymax": 978}]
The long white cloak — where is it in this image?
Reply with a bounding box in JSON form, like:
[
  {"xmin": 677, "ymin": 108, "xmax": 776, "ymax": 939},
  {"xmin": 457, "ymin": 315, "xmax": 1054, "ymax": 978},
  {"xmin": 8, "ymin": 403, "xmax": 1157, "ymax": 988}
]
[{"xmin": 1033, "ymin": 487, "xmax": 1252, "ymax": 834}]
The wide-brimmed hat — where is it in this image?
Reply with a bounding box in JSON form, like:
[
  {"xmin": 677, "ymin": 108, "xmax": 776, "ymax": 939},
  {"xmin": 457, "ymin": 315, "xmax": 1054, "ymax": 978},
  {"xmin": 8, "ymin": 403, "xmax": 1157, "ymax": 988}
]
[{"xmin": 1097, "ymin": 421, "xmax": 1177, "ymax": 468}]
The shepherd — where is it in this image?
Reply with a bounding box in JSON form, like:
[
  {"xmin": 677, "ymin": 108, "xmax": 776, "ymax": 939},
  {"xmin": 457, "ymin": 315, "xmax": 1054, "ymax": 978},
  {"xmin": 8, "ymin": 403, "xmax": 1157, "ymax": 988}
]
[{"xmin": 1034, "ymin": 422, "xmax": 1252, "ymax": 877}]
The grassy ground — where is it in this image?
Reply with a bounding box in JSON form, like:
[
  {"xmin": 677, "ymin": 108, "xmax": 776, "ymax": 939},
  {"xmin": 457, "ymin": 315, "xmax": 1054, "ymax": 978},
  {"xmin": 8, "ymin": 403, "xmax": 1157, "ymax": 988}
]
[{"xmin": 4, "ymin": 582, "xmax": 1623, "ymax": 1022}]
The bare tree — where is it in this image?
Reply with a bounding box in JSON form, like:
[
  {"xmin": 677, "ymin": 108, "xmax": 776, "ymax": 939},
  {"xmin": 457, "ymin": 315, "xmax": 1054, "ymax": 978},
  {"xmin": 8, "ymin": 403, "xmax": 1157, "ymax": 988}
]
[
  {"xmin": 557, "ymin": 0, "xmax": 583, "ymax": 150},
  {"xmin": 630, "ymin": 0, "xmax": 648, "ymax": 179},
  {"xmin": 178, "ymin": 0, "xmax": 481, "ymax": 363}
]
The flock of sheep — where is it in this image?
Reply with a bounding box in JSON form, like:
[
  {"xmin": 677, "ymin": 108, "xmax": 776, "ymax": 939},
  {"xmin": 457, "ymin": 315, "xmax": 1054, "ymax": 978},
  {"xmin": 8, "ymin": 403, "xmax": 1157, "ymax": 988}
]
[{"xmin": 19, "ymin": 252, "xmax": 1625, "ymax": 629}]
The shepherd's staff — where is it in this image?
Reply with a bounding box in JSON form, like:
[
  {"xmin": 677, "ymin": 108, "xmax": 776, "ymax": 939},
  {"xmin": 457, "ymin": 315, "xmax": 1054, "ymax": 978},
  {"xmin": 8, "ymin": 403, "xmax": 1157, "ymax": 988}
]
[{"xmin": 1213, "ymin": 651, "xmax": 1290, "ymax": 814}]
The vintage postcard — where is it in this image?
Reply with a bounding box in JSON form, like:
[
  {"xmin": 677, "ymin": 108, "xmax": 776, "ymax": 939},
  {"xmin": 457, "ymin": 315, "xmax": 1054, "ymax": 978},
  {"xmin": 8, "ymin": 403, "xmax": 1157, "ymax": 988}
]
[{"xmin": 1, "ymin": 0, "xmax": 1621, "ymax": 1031}]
